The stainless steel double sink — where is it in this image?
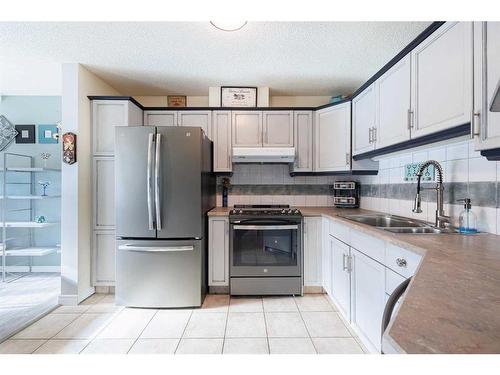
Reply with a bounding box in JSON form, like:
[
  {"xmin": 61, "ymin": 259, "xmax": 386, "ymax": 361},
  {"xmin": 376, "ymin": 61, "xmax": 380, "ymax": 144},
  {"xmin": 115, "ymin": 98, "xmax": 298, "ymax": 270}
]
[{"xmin": 339, "ymin": 214, "xmax": 459, "ymax": 234}]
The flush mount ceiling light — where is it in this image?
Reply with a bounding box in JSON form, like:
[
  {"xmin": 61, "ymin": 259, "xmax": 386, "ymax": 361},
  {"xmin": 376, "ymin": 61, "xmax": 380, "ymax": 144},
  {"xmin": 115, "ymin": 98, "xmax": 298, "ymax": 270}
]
[{"xmin": 210, "ymin": 21, "xmax": 247, "ymax": 32}]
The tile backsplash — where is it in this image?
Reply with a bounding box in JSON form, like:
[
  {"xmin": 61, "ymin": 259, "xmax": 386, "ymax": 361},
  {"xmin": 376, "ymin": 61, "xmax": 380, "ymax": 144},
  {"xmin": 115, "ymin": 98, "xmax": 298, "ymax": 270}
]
[{"xmin": 358, "ymin": 137, "xmax": 499, "ymax": 234}]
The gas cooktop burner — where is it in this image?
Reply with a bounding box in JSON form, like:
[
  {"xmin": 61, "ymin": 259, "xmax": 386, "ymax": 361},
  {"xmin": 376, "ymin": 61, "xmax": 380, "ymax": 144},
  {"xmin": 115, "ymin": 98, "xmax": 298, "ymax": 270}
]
[{"xmin": 230, "ymin": 204, "xmax": 302, "ymax": 216}]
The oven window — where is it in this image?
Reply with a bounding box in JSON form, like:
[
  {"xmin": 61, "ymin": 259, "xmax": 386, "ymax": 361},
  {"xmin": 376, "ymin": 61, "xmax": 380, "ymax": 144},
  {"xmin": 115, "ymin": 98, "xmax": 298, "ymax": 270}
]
[{"xmin": 232, "ymin": 227, "xmax": 298, "ymax": 267}]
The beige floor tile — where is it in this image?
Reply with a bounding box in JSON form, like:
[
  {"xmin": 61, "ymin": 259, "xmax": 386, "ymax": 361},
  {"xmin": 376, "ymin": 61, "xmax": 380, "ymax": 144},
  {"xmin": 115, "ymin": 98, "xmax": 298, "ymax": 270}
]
[
  {"xmin": 80, "ymin": 294, "xmax": 106, "ymax": 305},
  {"xmin": 140, "ymin": 310, "xmax": 192, "ymax": 338},
  {"xmin": 225, "ymin": 313, "xmax": 266, "ymax": 338},
  {"xmin": 301, "ymin": 312, "xmax": 351, "ymax": 337},
  {"xmin": 199, "ymin": 294, "xmax": 230, "ymax": 313},
  {"xmin": 223, "ymin": 338, "xmax": 269, "ymax": 354},
  {"xmin": 262, "ymin": 297, "xmax": 298, "ymax": 312},
  {"xmin": 86, "ymin": 295, "xmax": 124, "ymax": 313},
  {"xmin": 0, "ymin": 339, "xmax": 46, "ymax": 354},
  {"xmin": 312, "ymin": 338, "xmax": 364, "ymax": 354},
  {"xmin": 128, "ymin": 338, "xmax": 179, "ymax": 354},
  {"xmin": 54, "ymin": 313, "xmax": 115, "ymax": 339},
  {"xmin": 13, "ymin": 313, "xmax": 80, "ymax": 339},
  {"xmin": 176, "ymin": 338, "xmax": 223, "ymax": 354},
  {"xmin": 229, "ymin": 297, "xmax": 263, "ymax": 312},
  {"xmin": 265, "ymin": 312, "xmax": 309, "ymax": 338},
  {"xmin": 268, "ymin": 338, "xmax": 316, "ymax": 354},
  {"xmin": 294, "ymin": 295, "xmax": 334, "ymax": 312},
  {"xmin": 183, "ymin": 312, "xmax": 226, "ymax": 338},
  {"xmin": 81, "ymin": 339, "xmax": 135, "ymax": 354},
  {"xmin": 52, "ymin": 305, "xmax": 91, "ymax": 314},
  {"xmin": 97, "ymin": 308, "xmax": 156, "ymax": 339},
  {"xmin": 33, "ymin": 339, "xmax": 90, "ymax": 354}
]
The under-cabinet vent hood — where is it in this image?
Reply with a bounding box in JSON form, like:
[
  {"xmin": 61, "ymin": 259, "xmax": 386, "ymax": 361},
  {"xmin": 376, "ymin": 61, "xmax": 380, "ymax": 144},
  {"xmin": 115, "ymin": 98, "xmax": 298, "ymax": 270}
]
[{"xmin": 232, "ymin": 147, "xmax": 295, "ymax": 163}]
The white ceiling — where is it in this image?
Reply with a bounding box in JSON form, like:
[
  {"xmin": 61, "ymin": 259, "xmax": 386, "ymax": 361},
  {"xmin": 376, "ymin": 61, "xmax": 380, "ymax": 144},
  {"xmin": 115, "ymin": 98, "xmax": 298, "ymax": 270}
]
[{"xmin": 0, "ymin": 22, "xmax": 431, "ymax": 96}]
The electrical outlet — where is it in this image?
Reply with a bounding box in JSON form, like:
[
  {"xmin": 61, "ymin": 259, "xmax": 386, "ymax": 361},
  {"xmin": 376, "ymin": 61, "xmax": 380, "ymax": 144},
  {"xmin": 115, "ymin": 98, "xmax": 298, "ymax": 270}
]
[{"xmin": 404, "ymin": 162, "xmax": 435, "ymax": 182}]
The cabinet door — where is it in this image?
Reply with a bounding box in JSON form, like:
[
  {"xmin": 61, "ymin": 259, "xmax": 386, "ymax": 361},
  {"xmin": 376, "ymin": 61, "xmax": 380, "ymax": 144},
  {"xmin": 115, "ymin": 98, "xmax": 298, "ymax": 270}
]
[
  {"xmin": 321, "ymin": 220, "xmax": 332, "ymax": 296},
  {"xmin": 411, "ymin": 22, "xmax": 473, "ymax": 138},
  {"xmin": 303, "ymin": 217, "xmax": 322, "ymax": 286},
  {"xmin": 352, "ymin": 85, "xmax": 376, "ymax": 155},
  {"xmin": 178, "ymin": 111, "xmax": 212, "ymax": 140},
  {"xmin": 314, "ymin": 102, "xmax": 351, "ymax": 172},
  {"xmin": 143, "ymin": 110, "xmax": 177, "ymax": 127},
  {"xmin": 93, "ymin": 157, "xmax": 115, "ymax": 229},
  {"xmin": 262, "ymin": 111, "xmax": 294, "ymax": 147},
  {"xmin": 208, "ymin": 218, "xmax": 229, "ymax": 286},
  {"xmin": 92, "ymin": 100, "xmax": 128, "ymax": 155},
  {"xmin": 331, "ymin": 236, "xmax": 351, "ymax": 321},
  {"xmin": 232, "ymin": 111, "xmax": 263, "ymax": 147},
  {"xmin": 93, "ymin": 230, "xmax": 116, "ymax": 285},
  {"xmin": 292, "ymin": 111, "xmax": 313, "ymax": 172},
  {"xmin": 350, "ymin": 248, "xmax": 386, "ymax": 353},
  {"xmin": 212, "ymin": 111, "xmax": 232, "ymax": 172},
  {"xmin": 376, "ymin": 54, "xmax": 412, "ymax": 148},
  {"xmin": 473, "ymin": 22, "xmax": 500, "ymax": 150}
]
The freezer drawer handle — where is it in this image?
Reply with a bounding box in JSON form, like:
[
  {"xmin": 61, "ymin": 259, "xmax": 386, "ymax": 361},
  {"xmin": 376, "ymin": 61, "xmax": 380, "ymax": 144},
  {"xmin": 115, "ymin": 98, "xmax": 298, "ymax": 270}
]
[
  {"xmin": 147, "ymin": 133, "xmax": 155, "ymax": 230},
  {"xmin": 118, "ymin": 245, "xmax": 194, "ymax": 252},
  {"xmin": 155, "ymin": 133, "xmax": 162, "ymax": 230},
  {"xmin": 232, "ymin": 225, "xmax": 299, "ymax": 230}
]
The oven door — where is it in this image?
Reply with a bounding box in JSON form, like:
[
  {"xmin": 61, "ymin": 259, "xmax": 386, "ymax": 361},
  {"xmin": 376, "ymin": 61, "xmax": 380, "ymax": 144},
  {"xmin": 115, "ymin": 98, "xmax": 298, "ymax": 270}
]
[{"xmin": 230, "ymin": 219, "xmax": 302, "ymax": 277}]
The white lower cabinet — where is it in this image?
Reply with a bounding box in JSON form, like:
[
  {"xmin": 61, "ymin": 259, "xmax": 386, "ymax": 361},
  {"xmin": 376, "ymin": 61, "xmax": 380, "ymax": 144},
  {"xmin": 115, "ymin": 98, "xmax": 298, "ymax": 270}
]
[
  {"xmin": 208, "ymin": 217, "xmax": 229, "ymax": 286},
  {"xmin": 303, "ymin": 217, "xmax": 322, "ymax": 287},
  {"xmin": 350, "ymin": 247, "xmax": 386, "ymax": 353},
  {"xmin": 330, "ymin": 236, "xmax": 351, "ymax": 321}
]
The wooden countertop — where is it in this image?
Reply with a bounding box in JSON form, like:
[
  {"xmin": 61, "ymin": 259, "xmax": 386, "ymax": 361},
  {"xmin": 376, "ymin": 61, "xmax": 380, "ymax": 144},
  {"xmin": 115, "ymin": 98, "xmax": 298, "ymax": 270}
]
[{"xmin": 207, "ymin": 206, "xmax": 500, "ymax": 353}]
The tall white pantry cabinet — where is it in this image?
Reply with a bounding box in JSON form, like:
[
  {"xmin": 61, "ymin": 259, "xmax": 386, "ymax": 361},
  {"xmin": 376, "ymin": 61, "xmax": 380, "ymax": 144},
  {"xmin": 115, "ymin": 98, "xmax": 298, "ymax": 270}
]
[{"xmin": 91, "ymin": 99, "xmax": 143, "ymax": 286}]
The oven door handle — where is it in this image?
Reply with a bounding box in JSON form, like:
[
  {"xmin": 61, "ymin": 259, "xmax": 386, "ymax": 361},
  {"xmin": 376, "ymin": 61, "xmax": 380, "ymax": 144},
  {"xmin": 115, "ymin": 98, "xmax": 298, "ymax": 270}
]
[{"xmin": 232, "ymin": 225, "xmax": 299, "ymax": 230}]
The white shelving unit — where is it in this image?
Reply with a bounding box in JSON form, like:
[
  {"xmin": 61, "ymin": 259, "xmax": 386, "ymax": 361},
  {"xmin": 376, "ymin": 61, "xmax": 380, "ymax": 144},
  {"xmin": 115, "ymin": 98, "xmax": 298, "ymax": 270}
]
[{"xmin": 1, "ymin": 152, "xmax": 61, "ymax": 282}]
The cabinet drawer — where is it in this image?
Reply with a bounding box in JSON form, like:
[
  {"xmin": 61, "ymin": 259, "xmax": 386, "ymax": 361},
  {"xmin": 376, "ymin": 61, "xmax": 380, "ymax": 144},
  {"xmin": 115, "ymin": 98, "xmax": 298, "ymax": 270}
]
[
  {"xmin": 385, "ymin": 244, "xmax": 422, "ymax": 278},
  {"xmin": 350, "ymin": 229, "xmax": 385, "ymax": 264},
  {"xmin": 329, "ymin": 220, "xmax": 350, "ymax": 244},
  {"xmin": 385, "ymin": 267, "xmax": 406, "ymax": 295}
]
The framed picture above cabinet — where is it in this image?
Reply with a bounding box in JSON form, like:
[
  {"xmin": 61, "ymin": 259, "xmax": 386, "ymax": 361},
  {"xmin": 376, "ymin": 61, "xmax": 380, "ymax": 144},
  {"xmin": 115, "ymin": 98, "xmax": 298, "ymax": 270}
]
[{"xmin": 221, "ymin": 86, "xmax": 257, "ymax": 107}]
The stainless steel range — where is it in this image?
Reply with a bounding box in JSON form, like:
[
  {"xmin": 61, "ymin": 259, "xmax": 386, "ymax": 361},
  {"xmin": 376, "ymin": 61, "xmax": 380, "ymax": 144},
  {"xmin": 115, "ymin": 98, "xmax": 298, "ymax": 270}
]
[{"xmin": 229, "ymin": 205, "xmax": 303, "ymax": 296}]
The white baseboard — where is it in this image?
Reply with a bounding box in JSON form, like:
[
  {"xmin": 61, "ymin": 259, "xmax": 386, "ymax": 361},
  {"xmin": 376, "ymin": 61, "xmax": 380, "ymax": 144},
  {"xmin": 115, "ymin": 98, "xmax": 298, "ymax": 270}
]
[
  {"xmin": 58, "ymin": 294, "xmax": 78, "ymax": 306},
  {"xmin": 4, "ymin": 266, "xmax": 60, "ymax": 273},
  {"xmin": 78, "ymin": 286, "xmax": 95, "ymax": 303}
]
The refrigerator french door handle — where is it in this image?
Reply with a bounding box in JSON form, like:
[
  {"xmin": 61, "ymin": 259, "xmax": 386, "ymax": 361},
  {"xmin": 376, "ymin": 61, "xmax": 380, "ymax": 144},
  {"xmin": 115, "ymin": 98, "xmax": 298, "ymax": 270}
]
[
  {"xmin": 155, "ymin": 133, "xmax": 162, "ymax": 230},
  {"xmin": 147, "ymin": 133, "xmax": 155, "ymax": 230},
  {"xmin": 118, "ymin": 244, "xmax": 194, "ymax": 252}
]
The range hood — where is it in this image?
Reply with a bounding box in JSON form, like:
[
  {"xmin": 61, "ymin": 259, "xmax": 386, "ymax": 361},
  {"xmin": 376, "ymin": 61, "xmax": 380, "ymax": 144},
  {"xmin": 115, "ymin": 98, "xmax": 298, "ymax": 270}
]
[{"xmin": 232, "ymin": 147, "xmax": 295, "ymax": 163}]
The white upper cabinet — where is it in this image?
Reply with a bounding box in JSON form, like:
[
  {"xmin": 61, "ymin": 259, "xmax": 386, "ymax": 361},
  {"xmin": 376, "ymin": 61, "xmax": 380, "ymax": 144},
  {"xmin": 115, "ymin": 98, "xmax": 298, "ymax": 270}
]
[
  {"xmin": 376, "ymin": 54, "xmax": 412, "ymax": 148},
  {"xmin": 212, "ymin": 111, "xmax": 232, "ymax": 172},
  {"xmin": 143, "ymin": 110, "xmax": 177, "ymax": 127},
  {"xmin": 473, "ymin": 22, "xmax": 500, "ymax": 151},
  {"xmin": 178, "ymin": 111, "xmax": 212, "ymax": 140},
  {"xmin": 262, "ymin": 111, "xmax": 294, "ymax": 147},
  {"xmin": 352, "ymin": 84, "xmax": 376, "ymax": 155},
  {"xmin": 232, "ymin": 111, "xmax": 263, "ymax": 147},
  {"xmin": 291, "ymin": 111, "xmax": 313, "ymax": 172},
  {"xmin": 314, "ymin": 102, "xmax": 351, "ymax": 172},
  {"xmin": 411, "ymin": 22, "xmax": 473, "ymax": 138},
  {"xmin": 92, "ymin": 100, "xmax": 142, "ymax": 155},
  {"xmin": 350, "ymin": 248, "xmax": 386, "ymax": 353}
]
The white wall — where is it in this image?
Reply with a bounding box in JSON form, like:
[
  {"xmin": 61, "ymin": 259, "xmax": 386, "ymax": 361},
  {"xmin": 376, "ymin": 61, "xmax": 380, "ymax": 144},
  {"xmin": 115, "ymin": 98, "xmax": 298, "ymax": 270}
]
[{"xmin": 60, "ymin": 63, "xmax": 121, "ymax": 305}]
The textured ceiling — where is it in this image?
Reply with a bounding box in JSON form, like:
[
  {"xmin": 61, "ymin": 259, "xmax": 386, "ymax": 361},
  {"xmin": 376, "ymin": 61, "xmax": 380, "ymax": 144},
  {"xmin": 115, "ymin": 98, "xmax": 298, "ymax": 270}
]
[{"xmin": 0, "ymin": 22, "xmax": 431, "ymax": 96}]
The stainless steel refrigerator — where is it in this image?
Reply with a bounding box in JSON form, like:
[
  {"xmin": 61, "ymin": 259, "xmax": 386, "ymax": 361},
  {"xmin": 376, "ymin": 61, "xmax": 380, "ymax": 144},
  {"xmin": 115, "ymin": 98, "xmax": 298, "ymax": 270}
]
[{"xmin": 114, "ymin": 126, "xmax": 215, "ymax": 308}]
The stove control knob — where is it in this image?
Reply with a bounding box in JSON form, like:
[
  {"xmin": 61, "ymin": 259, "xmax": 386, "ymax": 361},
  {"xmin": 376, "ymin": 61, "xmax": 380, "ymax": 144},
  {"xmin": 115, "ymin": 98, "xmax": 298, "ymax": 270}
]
[
  {"xmin": 281, "ymin": 209, "xmax": 286, "ymax": 214},
  {"xmin": 294, "ymin": 209, "xmax": 300, "ymax": 214},
  {"xmin": 287, "ymin": 209, "xmax": 293, "ymax": 214}
]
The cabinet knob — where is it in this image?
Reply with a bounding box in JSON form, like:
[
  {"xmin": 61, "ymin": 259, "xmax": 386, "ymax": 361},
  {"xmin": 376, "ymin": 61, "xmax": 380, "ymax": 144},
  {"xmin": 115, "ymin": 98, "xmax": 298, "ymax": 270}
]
[{"xmin": 396, "ymin": 258, "xmax": 407, "ymax": 268}]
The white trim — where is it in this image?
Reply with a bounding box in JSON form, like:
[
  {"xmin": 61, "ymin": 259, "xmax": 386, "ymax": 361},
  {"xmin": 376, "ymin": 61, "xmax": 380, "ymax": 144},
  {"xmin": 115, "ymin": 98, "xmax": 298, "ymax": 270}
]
[
  {"xmin": 58, "ymin": 294, "xmax": 78, "ymax": 306},
  {"xmin": 3, "ymin": 266, "xmax": 60, "ymax": 272}
]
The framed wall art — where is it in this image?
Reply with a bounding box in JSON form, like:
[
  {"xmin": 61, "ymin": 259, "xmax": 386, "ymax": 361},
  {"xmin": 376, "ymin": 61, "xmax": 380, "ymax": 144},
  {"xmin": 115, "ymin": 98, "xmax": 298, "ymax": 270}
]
[
  {"xmin": 15, "ymin": 124, "xmax": 35, "ymax": 144},
  {"xmin": 167, "ymin": 96, "xmax": 187, "ymax": 107},
  {"xmin": 221, "ymin": 86, "xmax": 257, "ymax": 107},
  {"xmin": 38, "ymin": 124, "xmax": 59, "ymax": 144}
]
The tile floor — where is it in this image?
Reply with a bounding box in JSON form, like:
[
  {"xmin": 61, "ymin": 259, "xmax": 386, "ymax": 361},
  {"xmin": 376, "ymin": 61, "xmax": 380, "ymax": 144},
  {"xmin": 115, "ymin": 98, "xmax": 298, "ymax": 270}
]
[{"xmin": 0, "ymin": 293, "xmax": 366, "ymax": 354}]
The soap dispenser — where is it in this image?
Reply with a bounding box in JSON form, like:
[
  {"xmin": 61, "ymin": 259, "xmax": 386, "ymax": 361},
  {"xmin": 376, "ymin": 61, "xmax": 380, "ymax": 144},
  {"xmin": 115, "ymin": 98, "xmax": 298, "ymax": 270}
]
[{"xmin": 457, "ymin": 198, "xmax": 478, "ymax": 234}]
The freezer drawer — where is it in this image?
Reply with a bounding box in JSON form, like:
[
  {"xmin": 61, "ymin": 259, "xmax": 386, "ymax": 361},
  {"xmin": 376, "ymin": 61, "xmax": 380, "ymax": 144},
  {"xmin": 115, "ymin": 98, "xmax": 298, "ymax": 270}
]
[{"xmin": 116, "ymin": 239, "xmax": 205, "ymax": 308}]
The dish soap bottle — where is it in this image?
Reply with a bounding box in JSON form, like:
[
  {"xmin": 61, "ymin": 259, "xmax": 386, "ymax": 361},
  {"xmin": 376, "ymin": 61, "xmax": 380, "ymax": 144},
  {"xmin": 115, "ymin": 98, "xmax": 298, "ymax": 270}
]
[{"xmin": 457, "ymin": 198, "xmax": 478, "ymax": 234}]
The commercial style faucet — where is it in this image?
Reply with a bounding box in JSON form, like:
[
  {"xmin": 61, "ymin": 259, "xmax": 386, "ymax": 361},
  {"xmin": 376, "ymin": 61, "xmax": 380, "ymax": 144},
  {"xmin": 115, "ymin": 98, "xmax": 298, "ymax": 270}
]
[{"xmin": 412, "ymin": 160, "xmax": 451, "ymax": 228}]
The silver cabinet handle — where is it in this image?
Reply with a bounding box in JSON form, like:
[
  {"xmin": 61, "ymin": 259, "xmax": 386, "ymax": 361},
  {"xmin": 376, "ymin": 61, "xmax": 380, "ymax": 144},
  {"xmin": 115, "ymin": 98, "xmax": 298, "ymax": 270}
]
[
  {"xmin": 396, "ymin": 258, "xmax": 407, "ymax": 268},
  {"xmin": 368, "ymin": 127, "xmax": 373, "ymax": 143},
  {"xmin": 233, "ymin": 225, "xmax": 299, "ymax": 230},
  {"xmin": 373, "ymin": 127, "xmax": 377, "ymax": 142},
  {"xmin": 119, "ymin": 244, "xmax": 194, "ymax": 252},
  {"xmin": 155, "ymin": 133, "xmax": 162, "ymax": 230},
  {"xmin": 342, "ymin": 253, "xmax": 348, "ymax": 271},
  {"xmin": 147, "ymin": 133, "xmax": 154, "ymax": 230},
  {"xmin": 472, "ymin": 111, "xmax": 481, "ymax": 138},
  {"xmin": 345, "ymin": 152, "xmax": 350, "ymax": 166},
  {"xmin": 407, "ymin": 109, "xmax": 414, "ymax": 130}
]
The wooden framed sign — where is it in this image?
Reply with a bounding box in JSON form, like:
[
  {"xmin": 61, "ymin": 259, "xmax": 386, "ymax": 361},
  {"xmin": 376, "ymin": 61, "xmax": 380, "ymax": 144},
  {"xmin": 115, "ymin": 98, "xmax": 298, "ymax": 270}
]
[
  {"xmin": 221, "ymin": 86, "xmax": 258, "ymax": 107},
  {"xmin": 167, "ymin": 96, "xmax": 187, "ymax": 107},
  {"xmin": 62, "ymin": 132, "xmax": 77, "ymax": 165}
]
